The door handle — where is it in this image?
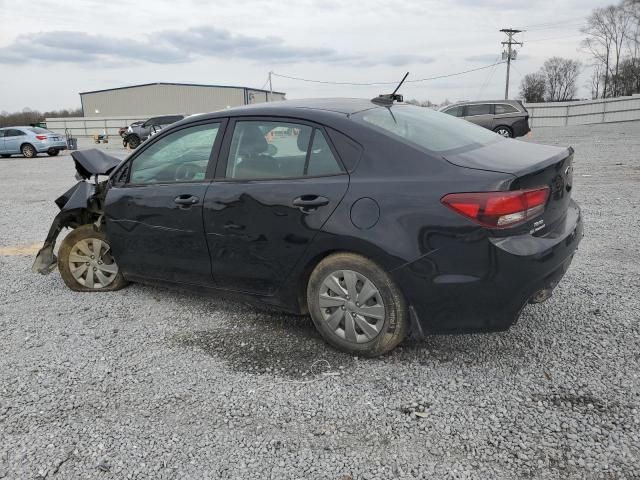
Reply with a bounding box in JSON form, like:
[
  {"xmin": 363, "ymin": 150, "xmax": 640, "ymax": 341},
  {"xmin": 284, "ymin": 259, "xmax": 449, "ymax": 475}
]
[
  {"xmin": 292, "ymin": 195, "xmax": 330, "ymax": 213},
  {"xmin": 174, "ymin": 195, "xmax": 199, "ymax": 205}
]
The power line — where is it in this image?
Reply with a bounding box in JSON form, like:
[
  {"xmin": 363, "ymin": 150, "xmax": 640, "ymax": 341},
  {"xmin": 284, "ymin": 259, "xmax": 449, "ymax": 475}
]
[
  {"xmin": 522, "ymin": 19, "xmax": 587, "ymax": 29},
  {"xmin": 526, "ymin": 34, "xmax": 584, "ymax": 43},
  {"xmin": 477, "ymin": 55, "xmax": 501, "ymax": 98},
  {"xmin": 271, "ymin": 62, "xmax": 505, "ymax": 87}
]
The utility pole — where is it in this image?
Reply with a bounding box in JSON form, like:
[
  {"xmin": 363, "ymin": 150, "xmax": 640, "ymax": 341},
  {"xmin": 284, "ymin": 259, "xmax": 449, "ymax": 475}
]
[
  {"xmin": 268, "ymin": 71, "xmax": 273, "ymax": 102},
  {"xmin": 500, "ymin": 29, "xmax": 523, "ymax": 100}
]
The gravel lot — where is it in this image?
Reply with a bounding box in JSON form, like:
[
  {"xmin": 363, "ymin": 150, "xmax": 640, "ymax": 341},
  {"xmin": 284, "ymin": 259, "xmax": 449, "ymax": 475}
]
[{"xmin": 1, "ymin": 123, "xmax": 639, "ymax": 479}]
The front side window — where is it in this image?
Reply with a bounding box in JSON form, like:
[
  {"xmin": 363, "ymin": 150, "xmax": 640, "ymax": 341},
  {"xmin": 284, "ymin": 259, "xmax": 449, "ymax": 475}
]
[
  {"xmin": 226, "ymin": 121, "xmax": 342, "ymax": 179},
  {"xmin": 129, "ymin": 123, "xmax": 220, "ymax": 184},
  {"xmin": 466, "ymin": 104, "xmax": 492, "ymax": 116},
  {"xmin": 356, "ymin": 105, "xmax": 499, "ymax": 153}
]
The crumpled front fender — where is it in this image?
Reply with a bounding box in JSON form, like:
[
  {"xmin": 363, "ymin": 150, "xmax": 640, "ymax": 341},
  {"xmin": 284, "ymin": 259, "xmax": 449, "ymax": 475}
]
[{"xmin": 32, "ymin": 181, "xmax": 99, "ymax": 275}]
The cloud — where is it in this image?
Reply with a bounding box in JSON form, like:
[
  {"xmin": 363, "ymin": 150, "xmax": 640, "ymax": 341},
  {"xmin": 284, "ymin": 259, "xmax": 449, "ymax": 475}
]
[{"xmin": 0, "ymin": 26, "xmax": 433, "ymax": 67}]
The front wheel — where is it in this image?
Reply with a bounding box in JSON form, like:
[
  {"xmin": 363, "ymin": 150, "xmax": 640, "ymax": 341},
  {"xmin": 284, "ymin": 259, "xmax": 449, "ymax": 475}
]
[
  {"xmin": 21, "ymin": 144, "xmax": 37, "ymax": 158},
  {"xmin": 307, "ymin": 253, "xmax": 407, "ymax": 356},
  {"xmin": 57, "ymin": 225, "xmax": 128, "ymax": 292}
]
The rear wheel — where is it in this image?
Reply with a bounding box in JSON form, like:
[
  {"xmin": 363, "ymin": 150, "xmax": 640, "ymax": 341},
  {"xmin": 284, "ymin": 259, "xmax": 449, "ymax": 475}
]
[
  {"xmin": 494, "ymin": 126, "xmax": 513, "ymax": 138},
  {"xmin": 57, "ymin": 225, "xmax": 128, "ymax": 292},
  {"xmin": 47, "ymin": 149, "xmax": 60, "ymax": 156},
  {"xmin": 21, "ymin": 144, "xmax": 36, "ymax": 158},
  {"xmin": 307, "ymin": 253, "xmax": 407, "ymax": 356}
]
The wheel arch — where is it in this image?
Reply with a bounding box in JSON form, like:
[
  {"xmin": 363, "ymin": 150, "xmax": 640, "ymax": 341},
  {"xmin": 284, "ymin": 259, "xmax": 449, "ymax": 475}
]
[
  {"xmin": 289, "ymin": 237, "xmax": 403, "ymax": 315},
  {"xmin": 20, "ymin": 142, "xmax": 36, "ymax": 152}
]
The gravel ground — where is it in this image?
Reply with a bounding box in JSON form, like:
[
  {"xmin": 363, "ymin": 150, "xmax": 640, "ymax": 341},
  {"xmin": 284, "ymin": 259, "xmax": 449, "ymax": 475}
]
[{"xmin": 1, "ymin": 123, "xmax": 639, "ymax": 479}]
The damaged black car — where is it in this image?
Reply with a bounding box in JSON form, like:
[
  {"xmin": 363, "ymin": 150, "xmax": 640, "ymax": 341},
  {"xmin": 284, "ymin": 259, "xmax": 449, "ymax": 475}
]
[{"xmin": 33, "ymin": 98, "xmax": 583, "ymax": 356}]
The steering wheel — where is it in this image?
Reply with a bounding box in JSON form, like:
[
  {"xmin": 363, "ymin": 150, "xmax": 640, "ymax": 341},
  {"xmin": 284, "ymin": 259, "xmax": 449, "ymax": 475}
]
[{"xmin": 174, "ymin": 163, "xmax": 203, "ymax": 181}]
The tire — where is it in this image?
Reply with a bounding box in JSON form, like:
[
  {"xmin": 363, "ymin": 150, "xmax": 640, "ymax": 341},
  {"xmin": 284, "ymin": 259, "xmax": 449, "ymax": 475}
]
[
  {"xmin": 1, "ymin": 154, "xmax": 10, "ymax": 158},
  {"xmin": 47, "ymin": 149, "xmax": 60, "ymax": 156},
  {"xmin": 307, "ymin": 252, "xmax": 407, "ymax": 356},
  {"xmin": 21, "ymin": 144, "xmax": 37, "ymax": 158},
  {"xmin": 57, "ymin": 225, "xmax": 128, "ymax": 292},
  {"xmin": 493, "ymin": 126, "xmax": 513, "ymax": 138}
]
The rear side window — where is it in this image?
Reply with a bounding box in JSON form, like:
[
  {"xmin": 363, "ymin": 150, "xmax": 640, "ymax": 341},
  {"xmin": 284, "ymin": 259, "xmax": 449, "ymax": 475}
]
[
  {"xmin": 443, "ymin": 105, "xmax": 464, "ymax": 117},
  {"xmin": 307, "ymin": 131, "xmax": 342, "ymax": 176},
  {"xmin": 5, "ymin": 129, "xmax": 25, "ymax": 137},
  {"xmin": 357, "ymin": 105, "xmax": 499, "ymax": 153},
  {"xmin": 466, "ymin": 104, "xmax": 492, "ymax": 116},
  {"xmin": 495, "ymin": 104, "xmax": 519, "ymax": 114},
  {"xmin": 226, "ymin": 120, "xmax": 342, "ymax": 179}
]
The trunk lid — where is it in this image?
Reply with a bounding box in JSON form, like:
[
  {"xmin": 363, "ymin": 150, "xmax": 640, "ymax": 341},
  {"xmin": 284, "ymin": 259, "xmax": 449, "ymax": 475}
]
[{"xmin": 444, "ymin": 139, "xmax": 574, "ymax": 233}]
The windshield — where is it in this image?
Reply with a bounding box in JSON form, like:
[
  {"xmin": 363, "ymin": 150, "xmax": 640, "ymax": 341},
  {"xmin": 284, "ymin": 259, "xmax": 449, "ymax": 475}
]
[
  {"xmin": 28, "ymin": 127, "xmax": 52, "ymax": 134},
  {"xmin": 356, "ymin": 104, "xmax": 500, "ymax": 153}
]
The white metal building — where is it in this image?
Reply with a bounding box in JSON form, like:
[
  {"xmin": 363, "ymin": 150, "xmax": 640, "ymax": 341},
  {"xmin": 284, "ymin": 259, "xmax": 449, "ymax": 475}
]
[{"xmin": 79, "ymin": 82, "xmax": 286, "ymax": 117}]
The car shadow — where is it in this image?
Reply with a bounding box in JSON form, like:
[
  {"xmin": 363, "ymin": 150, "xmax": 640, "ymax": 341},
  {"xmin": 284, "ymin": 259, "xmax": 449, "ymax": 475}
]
[{"xmin": 160, "ymin": 285, "xmax": 523, "ymax": 380}]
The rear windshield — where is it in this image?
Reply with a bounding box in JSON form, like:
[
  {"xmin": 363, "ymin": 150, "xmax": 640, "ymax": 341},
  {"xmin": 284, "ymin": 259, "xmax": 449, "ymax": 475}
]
[
  {"xmin": 28, "ymin": 127, "xmax": 52, "ymax": 134},
  {"xmin": 355, "ymin": 105, "xmax": 500, "ymax": 153}
]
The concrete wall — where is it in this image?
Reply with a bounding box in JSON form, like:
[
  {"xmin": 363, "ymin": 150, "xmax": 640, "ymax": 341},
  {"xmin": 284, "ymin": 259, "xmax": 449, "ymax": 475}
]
[
  {"xmin": 525, "ymin": 94, "xmax": 640, "ymax": 128},
  {"xmin": 44, "ymin": 116, "xmax": 147, "ymax": 137}
]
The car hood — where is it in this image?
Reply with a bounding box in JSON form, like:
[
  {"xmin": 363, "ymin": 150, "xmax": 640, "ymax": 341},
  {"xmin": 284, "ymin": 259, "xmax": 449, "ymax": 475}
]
[
  {"xmin": 444, "ymin": 139, "xmax": 571, "ymax": 176},
  {"xmin": 71, "ymin": 149, "xmax": 122, "ymax": 179}
]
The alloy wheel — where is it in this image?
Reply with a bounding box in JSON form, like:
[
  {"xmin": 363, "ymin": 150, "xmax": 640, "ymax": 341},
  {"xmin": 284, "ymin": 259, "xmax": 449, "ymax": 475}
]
[
  {"xmin": 68, "ymin": 238, "xmax": 119, "ymax": 289},
  {"xmin": 319, "ymin": 269, "xmax": 386, "ymax": 344},
  {"xmin": 496, "ymin": 128, "xmax": 511, "ymax": 138}
]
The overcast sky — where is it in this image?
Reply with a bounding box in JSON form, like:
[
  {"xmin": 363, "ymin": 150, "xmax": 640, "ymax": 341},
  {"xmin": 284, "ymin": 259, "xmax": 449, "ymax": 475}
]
[{"xmin": 0, "ymin": 0, "xmax": 607, "ymax": 112}]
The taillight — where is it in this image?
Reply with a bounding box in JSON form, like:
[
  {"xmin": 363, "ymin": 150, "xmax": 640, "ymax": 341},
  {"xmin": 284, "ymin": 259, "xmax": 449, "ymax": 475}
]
[
  {"xmin": 441, "ymin": 187, "xmax": 550, "ymax": 228},
  {"xmin": 35, "ymin": 135, "xmax": 47, "ymax": 140}
]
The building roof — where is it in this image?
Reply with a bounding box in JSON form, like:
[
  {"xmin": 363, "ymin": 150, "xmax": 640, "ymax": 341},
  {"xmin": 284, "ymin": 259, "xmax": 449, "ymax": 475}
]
[{"xmin": 79, "ymin": 82, "xmax": 285, "ymax": 96}]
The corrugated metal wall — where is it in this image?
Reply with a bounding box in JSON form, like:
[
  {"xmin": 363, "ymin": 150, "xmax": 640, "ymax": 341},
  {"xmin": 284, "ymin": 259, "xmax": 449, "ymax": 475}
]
[
  {"xmin": 525, "ymin": 94, "xmax": 640, "ymax": 127},
  {"xmin": 81, "ymin": 84, "xmax": 248, "ymax": 117}
]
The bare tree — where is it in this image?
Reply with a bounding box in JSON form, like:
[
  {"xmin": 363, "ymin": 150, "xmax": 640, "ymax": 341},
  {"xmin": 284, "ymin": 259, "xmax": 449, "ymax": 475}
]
[
  {"xmin": 541, "ymin": 57, "xmax": 581, "ymax": 102},
  {"xmin": 519, "ymin": 72, "xmax": 546, "ymax": 103},
  {"xmin": 0, "ymin": 108, "xmax": 82, "ymax": 128},
  {"xmin": 582, "ymin": 2, "xmax": 637, "ymax": 97}
]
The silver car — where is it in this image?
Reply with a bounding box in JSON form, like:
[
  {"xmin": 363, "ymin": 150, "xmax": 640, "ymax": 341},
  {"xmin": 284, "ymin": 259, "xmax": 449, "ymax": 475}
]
[{"xmin": 0, "ymin": 126, "xmax": 67, "ymax": 158}]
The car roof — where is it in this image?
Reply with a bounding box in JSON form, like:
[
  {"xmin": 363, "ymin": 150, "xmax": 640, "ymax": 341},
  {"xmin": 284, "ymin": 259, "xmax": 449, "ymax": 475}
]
[
  {"xmin": 444, "ymin": 100, "xmax": 521, "ymax": 107},
  {"xmin": 0, "ymin": 126, "xmax": 31, "ymax": 129},
  {"xmin": 189, "ymin": 98, "xmax": 385, "ymax": 122}
]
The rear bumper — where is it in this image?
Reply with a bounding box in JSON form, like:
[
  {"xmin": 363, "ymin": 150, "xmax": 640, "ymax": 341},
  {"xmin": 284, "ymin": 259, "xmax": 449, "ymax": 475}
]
[
  {"xmin": 511, "ymin": 118, "xmax": 531, "ymax": 138},
  {"xmin": 394, "ymin": 200, "xmax": 583, "ymax": 334},
  {"xmin": 36, "ymin": 141, "xmax": 67, "ymax": 152}
]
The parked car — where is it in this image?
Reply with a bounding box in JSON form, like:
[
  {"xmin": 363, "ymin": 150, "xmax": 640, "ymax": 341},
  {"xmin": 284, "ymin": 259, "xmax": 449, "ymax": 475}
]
[
  {"xmin": 439, "ymin": 100, "xmax": 530, "ymax": 138},
  {"xmin": 32, "ymin": 98, "xmax": 582, "ymax": 356},
  {"xmin": 119, "ymin": 121, "xmax": 144, "ymax": 138},
  {"xmin": 0, "ymin": 126, "xmax": 67, "ymax": 158},
  {"xmin": 123, "ymin": 115, "xmax": 184, "ymax": 149}
]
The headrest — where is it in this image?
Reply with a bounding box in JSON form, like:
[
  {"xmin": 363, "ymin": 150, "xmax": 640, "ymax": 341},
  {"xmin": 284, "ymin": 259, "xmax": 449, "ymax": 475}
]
[{"xmin": 239, "ymin": 124, "xmax": 268, "ymax": 155}]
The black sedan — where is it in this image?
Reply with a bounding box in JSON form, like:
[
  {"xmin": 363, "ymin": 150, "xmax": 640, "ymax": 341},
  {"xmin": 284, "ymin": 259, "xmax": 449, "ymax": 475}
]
[{"xmin": 33, "ymin": 98, "xmax": 583, "ymax": 356}]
